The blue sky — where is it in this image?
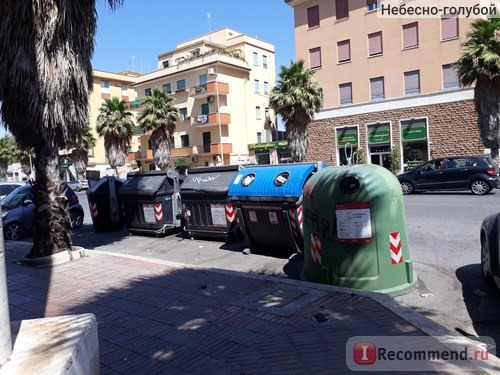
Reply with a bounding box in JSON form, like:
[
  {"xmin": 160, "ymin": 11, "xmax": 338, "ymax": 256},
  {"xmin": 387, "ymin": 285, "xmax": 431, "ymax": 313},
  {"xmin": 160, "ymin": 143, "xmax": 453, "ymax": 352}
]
[{"xmin": 92, "ymin": 0, "xmax": 296, "ymax": 74}]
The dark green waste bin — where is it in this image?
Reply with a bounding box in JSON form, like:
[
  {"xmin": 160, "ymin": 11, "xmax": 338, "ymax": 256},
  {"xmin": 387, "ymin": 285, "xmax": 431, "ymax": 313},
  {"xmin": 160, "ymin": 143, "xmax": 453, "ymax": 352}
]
[
  {"xmin": 87, "ymin": 176, "xmax": 124, "ymax": 232},
  {"xmin": 302, "ymin": 164, "xmax": 417, "ymax": 296}
]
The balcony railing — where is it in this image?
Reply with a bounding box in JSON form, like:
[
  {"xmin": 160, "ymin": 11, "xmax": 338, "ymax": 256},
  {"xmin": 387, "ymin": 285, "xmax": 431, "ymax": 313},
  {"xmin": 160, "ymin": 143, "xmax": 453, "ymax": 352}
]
[
  {"xmin": 193, "ymin": 113, "xmax": 230, "ymax": 127},
  {"xmin": 189, "ymin": 81, "xmax": 229, "ymax": 98}
]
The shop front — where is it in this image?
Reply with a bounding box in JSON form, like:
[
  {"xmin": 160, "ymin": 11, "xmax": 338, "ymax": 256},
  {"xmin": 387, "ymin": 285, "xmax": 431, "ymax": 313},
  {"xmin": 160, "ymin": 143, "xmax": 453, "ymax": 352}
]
[
  {"xmin": 400, "ymin": 119, "xmax": 429, "ymax": 171},
  {"xmin": 367, "ymin": 122, "xmax": 391, "ymax": 169},
  {"xmin": 336, "ymin": 126, "xmax": 358, "ymax": 165}
]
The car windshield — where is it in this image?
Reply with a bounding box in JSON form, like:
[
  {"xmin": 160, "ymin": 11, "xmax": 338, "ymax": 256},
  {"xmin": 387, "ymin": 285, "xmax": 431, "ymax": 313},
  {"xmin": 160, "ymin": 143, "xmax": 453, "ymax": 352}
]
[{"xmin": 1, "ymin": 187, "xmax": 30, "ymax": 209}]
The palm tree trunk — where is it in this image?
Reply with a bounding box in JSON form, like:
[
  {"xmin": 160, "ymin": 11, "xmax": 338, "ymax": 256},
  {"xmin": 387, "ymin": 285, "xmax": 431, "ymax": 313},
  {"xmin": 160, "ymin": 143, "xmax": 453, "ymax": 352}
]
[
  {"xmin": 151, "ymin": 129, "xmax": 171, "ymax": 170},
  {"xmin": 27, "ymin": 144, "xmax": 72, "ymax": 258}
]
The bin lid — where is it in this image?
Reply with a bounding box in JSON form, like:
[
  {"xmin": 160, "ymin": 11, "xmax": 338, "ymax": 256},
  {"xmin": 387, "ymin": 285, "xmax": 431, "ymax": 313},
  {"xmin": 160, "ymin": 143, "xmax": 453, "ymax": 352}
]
[
  {"xmin": 227, "ymin": 163, "xmax": 325, "ymax": 199},
  {"xmin": 118, "ymin": 170, "xmax": 177, "ymax": 196},
  {"xmin": 180, "ymin": 165, "xmax": 243, "ymax": 193},
  {"xmin": 87, "ymin": 176, "xmax": 125, "ymax": 194}
]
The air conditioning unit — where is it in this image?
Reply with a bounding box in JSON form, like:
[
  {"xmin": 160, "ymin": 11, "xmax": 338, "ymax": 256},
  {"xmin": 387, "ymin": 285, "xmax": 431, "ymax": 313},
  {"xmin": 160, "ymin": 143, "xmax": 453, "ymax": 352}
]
[
  {"xmin": 207, "ymin": 95, "xmax": 214, "ymax": 103},
  {"xmin": 207, "ymin": 68, "xmax": 215, "ymax": 75}
]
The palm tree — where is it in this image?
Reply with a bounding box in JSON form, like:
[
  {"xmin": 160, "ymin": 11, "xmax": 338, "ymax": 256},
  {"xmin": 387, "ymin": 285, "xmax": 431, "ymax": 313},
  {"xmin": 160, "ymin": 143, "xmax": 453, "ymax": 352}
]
[
  {"xmin": 0, "ymin": 0, "xmax": 124, "ymax": 258},
  {"xmin": 70, "ymin": 124, "xmax": 97, "ymax": 180},
  {"xmin": 96, "ymin": 97, "xmax": 135, "ymax": 171},
  {"xmin": 137, "ymin": 88, "xmax": 179, "ymax": 170},
  {"xmin": 455, "ymin": 18, "xmax": 500, "ymax": 160},
  {"xmin": 17, "ymin": 147, "xmax": 35, "ymax": 180},
  {"xmin": 269, "ymin": 59, "xmax": 323, "ymax": 162},
  {"xmin": 0, "ymin": 136, "xmax": 18, "ymax": 180}
]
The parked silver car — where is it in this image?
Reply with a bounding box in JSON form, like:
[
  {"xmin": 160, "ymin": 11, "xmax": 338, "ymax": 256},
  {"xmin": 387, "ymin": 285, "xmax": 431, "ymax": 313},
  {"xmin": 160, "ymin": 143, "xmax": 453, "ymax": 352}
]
[{"xmin": 67, "ymin": 179, "xmax": 89, "ymax": 192}]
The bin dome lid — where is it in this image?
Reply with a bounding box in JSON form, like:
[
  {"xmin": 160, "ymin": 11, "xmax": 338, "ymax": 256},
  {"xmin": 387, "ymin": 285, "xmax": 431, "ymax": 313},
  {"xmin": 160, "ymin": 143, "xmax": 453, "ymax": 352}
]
[
  {"xmin": 118, "ymin": 170, "xmax": 177, "ymax": 196},
  {"xmin": 227, "ymin": 163, "xmax": 325, "ymax": 198},
  {"xmin": 181, "ymin": 165, "xmax": 243, "ymax": 193},
  {"xmin": 87, "ymin": 176, "xmax": 125, "ymax": 193}
]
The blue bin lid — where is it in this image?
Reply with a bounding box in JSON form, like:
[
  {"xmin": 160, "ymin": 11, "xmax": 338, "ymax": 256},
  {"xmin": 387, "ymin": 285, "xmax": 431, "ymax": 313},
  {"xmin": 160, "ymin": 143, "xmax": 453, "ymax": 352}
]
[{"xmin": 228, "ymin": 163, "xmax": 324, "ymax": 199}]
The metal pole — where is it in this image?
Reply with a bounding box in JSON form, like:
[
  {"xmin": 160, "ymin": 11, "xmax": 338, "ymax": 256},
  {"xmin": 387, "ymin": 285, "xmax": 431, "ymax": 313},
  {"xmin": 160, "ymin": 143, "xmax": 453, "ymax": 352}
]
[
  {"xmin": 0, "ymin": 206, "xmax": 12, "ymax": 366},
  {"xmin": 215, "ymin": 74, "xmax": 223, "ymax": 165}
]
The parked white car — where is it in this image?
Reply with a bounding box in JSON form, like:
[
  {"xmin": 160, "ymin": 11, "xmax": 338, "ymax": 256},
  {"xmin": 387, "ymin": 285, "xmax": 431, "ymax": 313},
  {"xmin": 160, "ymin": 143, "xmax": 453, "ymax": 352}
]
[{"xmin": 67, "ymin": 180, "xmax": 88, "ymax": 192}]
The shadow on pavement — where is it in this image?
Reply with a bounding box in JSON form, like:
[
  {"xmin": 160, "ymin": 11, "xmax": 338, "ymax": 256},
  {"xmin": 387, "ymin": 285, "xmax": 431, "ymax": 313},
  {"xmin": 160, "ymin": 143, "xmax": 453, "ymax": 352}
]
[{"xmin": 456, "ymin": 263, "xmax": 500, "ymax": 357}]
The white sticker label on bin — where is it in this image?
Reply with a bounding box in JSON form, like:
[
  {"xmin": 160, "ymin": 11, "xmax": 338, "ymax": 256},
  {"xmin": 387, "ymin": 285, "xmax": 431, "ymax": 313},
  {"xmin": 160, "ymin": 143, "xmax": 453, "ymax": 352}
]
[
  {"xmin": 249, "ymin": 211, "xmax": 258, "ymax": 222},
  {"xmin": 335, "ymin": 202, "xmax": 372, "ymax": 243},
  {"xmin": 143, "ymin": 204, "xmax": 156, "ymax": 224},
  {"xmin": 210, "ymin": 204, "xmax": 227, "ymax": 227},
  {"xmin": 268, "ymin": 212, "xmax": 278, "ymax": 224}
]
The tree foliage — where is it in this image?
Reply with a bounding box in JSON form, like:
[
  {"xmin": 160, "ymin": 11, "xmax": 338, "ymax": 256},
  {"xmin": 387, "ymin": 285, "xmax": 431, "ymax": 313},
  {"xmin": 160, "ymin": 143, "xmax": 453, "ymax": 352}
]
[
  {"xmin": 269, "ymin": 59, "xmax": 323, "ymax": 162},
  {"xmin": 455, "ymin": 18, "xmax": 500, "ymax": 159},
  {"xmin": 137, "ymin": 88, "xmax": 179, "ymax": 170},
  {"xmin": 96, "ymin": 97, "xmax": 135, "ymax": 170}
]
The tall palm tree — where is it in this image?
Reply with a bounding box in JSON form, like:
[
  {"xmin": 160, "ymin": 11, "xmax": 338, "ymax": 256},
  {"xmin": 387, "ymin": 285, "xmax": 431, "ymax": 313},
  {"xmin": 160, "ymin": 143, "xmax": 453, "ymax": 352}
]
[
  {"xmin": 0, "ymin": 0, "xmax": 124, "ymax": 259},
  {"xmin": 137, "ymin": 88, "xmax": 179, "ymax": 170},
  {"xmin": 17, "ymin": 147, "xmax": 35, "ymax": 180},
  {"xmin": 96, "ymin": 97, "xmax": 135, "ymax": 170},
  {"xmin": 70, "ymin": 124, "xmax": 97, "ymax": 180},
  {"xmin": 455, "ymin": 18, "xmax": 500, "ymax": 160},
  {"xmin": 0, "ymin": 136, "xmax": 18, "ymax": 180},
  {"xmin": 269, "ymin": 59, "xmax": 323, "ymax": 162}
]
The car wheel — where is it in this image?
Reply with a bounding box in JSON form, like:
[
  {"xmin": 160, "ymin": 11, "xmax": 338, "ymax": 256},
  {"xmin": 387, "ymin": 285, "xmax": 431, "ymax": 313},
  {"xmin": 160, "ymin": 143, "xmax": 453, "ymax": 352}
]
[
  {"xmin": 471, "ymin": 180, "xmax": 489, "ymax": 195},
  {"xmin": 481, "ymin": 236, "xmax": 495, "ymax": 285},
  {"xmin": 70, "ymin": 210, "xmax": 84, "ymax": 228},
  {"xmin": 4, "ymin": 222, "xmax": 24, "ymax": 241},
  {"xmin": 400, "ymin": 181, "xmax": 414, "ymax": 195}
]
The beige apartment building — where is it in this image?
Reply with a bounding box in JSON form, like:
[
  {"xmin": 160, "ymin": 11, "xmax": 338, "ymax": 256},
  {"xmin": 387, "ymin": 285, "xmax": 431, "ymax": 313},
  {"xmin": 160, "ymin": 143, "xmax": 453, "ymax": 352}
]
[
  {"xmin": 286, "ymin": 0, "xmax": 484, "ymax": 170},
  {"xmin": 87, "ymin": 69, "xmax": 141, "ymax": 169},
  {"xmin": 132, "ymin": 28, "xmax": 280, "ymax": 169}
]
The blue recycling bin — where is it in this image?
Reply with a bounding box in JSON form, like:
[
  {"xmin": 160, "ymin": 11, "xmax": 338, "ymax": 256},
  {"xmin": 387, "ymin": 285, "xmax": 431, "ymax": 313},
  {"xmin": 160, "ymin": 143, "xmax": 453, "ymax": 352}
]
[{"xmin": 228, "ymin": 162, "xmax": 326, "ymax": 256}]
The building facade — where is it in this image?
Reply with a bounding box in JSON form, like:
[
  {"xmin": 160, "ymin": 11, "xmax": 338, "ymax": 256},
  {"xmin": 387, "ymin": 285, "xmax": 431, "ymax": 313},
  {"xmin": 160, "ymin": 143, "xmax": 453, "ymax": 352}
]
[
  {"xmin": 286, "ymin": 0, "xmax": 483, "ymax": 170},
  {"xmin": 133, "ymin": 28, "xmax": 279, "ymax": 169}
]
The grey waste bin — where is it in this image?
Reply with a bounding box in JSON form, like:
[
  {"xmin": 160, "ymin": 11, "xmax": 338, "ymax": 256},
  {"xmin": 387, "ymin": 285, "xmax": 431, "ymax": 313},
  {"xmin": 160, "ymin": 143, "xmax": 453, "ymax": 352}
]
[
  {"xmin": 117, "ymin": 170, "xmax": 182, "ymax": 237},
  {"xmin": 180, "ymin": 165, "xmax": 243, "ymax": 242},
  {"xmin": 86, "ymin": 176, "xmax": 124, "ymax": 232},
  {"xmin": 227, "ymin": 162, "xmax": 326, "ymax": 256}
]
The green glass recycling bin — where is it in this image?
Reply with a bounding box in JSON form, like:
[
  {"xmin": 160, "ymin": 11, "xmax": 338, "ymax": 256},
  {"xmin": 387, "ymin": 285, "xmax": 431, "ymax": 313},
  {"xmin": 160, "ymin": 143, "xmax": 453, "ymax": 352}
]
[{"xmin": 301, "ymin": 164, "xmax": 417, "ymax": 296}]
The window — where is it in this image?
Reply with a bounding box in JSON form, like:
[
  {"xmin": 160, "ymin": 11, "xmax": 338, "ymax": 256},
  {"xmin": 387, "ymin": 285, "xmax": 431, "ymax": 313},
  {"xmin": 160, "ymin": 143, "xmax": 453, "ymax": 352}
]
[
  {"xmin": 257, "ymin": 132, "xmax": 262, "ymax": 143},
  {"xmin": 441, "ymin": 16, "xmax": 458, "ymax": 40},
  {"xmin": 180, "ymin": 134, "xmax": 190, "ymax": 148},
  {"xmin": 253, "ymin": 52, "xmax": 259, "ymax": 66},
  {"xmin": 101, "ymin": 81, "xmax": 110, "ymax": 94},
  {"xmin": 309, "ymin": 47, "xmax": 322, "ymax": 69},
  {"xmin": 145, "ymin": 88, "xmax": 152, "ymax": 96},
  {"xmin": 307, "ymin": 5, "xmax": 320, "ymax": 28},
  {"xmin": 442, "ymin": 64, "xmax": 459, "ymax": 90},
  {"xmin": 264, "ymin": 81, "xmax": 269, "ymax": 95},
  {"xmin": 256, "ymin": 106, "xmax": 261, "ymax": 119},
  {"xmin": 368, "ymin": 31, "xmax": 383, "ymax": 56},
  {"xmin": 337, "ymin": 40, "xmax": 350, "ymax": 63},
  {"xmin": 262, "ymin": 55, "xmax": 268, "ymax": 69},
  {"xmin": 179, "ymin": 107, "xmax": 188, "ymax": 120},
  {"xmin": 254, "ymin": 79, "xmax": 260, "ymax": 93},
  {"xmin": 367, "ymin": 0, "xmax": 378, "ymax": 11},
  {"xmin": 370, "ymin": 77, "xmax": 385, "ymax": 101},
  {"xmin": 163, "ymin": 83, "xmax": 171, "ymax": 94},
  {"xmin": 176, "ymin": 79, "xmax": 186, "ymax": 91},
  {"xmin": 404, "ymin": 70, "xmax": 420, "ymax": 96},
  {"xmin": 191, "ymin": 48, "xmax": 200, "ymax": 58},
  {"xmin": 162, "ymin": 60, "xmax": 170, "ymax": 68},
  {"xmin": 402, "ymin": 22, "xmax": 418, "ymax": 49},
  {"xmin": 121, "ymin": 84, "xmax": 128, "ymax": 96},
  {"xmin": 335, "ymin": 0, "xmax": 349, "ymax": 20},
  {"xmin": 339, "ymin": 83, "xmax": 352, "ymax": 105},
  {"xmin": 199, "ymin": 74, "xmax": 207, "ymax": 85}
]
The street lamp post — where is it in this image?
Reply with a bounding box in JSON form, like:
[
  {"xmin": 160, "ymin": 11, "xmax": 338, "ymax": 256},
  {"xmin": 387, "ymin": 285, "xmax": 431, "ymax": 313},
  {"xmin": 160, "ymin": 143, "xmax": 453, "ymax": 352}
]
[{"xmin": 214, "ymin": 73, "xmax": 223, "ymax": 165}]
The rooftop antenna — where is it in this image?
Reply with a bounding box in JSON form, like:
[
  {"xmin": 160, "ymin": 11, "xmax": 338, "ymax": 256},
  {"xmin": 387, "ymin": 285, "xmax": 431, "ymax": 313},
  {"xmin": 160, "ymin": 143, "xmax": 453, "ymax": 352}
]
[{"xmin": 207, "ymin": 12, "xmax": 212, "ymax": 42}]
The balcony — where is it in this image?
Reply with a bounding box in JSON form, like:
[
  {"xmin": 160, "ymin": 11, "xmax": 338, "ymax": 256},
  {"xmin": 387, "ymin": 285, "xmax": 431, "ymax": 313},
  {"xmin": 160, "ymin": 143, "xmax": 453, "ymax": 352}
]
[
  {"xmin": 189, "ymin": 81, "xmax": 229, "ymax": 98},
  {"xmin": 171, "ymin": 147, "xmax": 192, "ymax": 158},
  {"xmin": 193, "ymin": 113, "xmax": 231, "ymax": 127},
  {"xmin": 210, "ymin": 143, "xmax": 232, "ymax": 155}
]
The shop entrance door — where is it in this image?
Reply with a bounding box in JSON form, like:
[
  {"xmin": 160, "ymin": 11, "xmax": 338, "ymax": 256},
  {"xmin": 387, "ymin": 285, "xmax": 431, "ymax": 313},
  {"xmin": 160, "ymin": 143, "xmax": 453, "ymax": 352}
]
[{"xmin": 370, "ymin": 145, "xmax": 391, "ymax": 169}]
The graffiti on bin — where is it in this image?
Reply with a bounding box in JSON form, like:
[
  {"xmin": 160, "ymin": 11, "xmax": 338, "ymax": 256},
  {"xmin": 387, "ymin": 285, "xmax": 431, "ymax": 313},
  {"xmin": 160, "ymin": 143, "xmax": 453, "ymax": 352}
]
[
  {"xmin": 191, "ymin": 173, "xmax": 221, "ymax": 184},
  {"xmin": 304, "ymin": 208, "xmax": 335, "ymax": 243}
]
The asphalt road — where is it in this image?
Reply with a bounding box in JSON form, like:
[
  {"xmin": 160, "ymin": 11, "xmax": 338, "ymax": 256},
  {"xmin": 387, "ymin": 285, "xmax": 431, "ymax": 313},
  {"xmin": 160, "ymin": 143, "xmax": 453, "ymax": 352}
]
[{"xmin": 67, "ymin": 190, "xmax": 500, "ymax": 348}]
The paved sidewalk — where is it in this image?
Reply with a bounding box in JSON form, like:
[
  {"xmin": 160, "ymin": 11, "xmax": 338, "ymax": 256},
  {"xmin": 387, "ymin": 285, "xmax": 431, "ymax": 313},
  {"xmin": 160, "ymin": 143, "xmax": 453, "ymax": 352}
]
[{"xmin": 4, "ymin": 241, "xmax": 497, "ymax": 374}]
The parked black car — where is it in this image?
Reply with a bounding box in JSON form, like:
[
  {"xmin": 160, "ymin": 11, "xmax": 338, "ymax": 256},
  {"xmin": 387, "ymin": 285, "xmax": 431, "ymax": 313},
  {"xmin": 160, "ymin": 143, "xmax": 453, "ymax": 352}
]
[
  {"xmin": 397, "ymin": 155, "xmax": 498, "ymax": 195},
  {"xmin": 480, "ymin": 212, "xmax": 500, "ymax": 290},
  {"xmin": 1, "ymin": 183, "xmax": 84, "ymax": 240}
]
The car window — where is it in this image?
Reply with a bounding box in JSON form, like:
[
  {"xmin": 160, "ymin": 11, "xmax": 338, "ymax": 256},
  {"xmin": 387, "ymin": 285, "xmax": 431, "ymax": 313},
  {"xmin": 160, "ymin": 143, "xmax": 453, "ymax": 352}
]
[
  {"xmin": 0, "ymin": 185, "xmax": 14, "ymax": 195},
  {"xmin": 2, "ymin": 190, "xmax": 30, "ymax": 209},
  {"xmin": 447, "ymin": 158, "xmax": 467, "ymax": 169}
]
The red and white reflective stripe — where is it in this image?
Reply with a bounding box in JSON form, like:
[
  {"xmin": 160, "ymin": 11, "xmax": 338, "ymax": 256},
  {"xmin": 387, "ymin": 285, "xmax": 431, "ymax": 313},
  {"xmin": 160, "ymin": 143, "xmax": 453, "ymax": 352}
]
[
  {"xmin": 289, "ymin": 205, "xmax": 303, "ymax": 239},
  {"xmin": 390, "ymin": 232, "xmax": 403, "ymax": 264},
  {"xmin": 91, "ymin": 202, "xmax": 98, "ymax": 218},
  {"xmin": 154, "ymin": 203, "xmax": 163, "ymax": 221},
  {"xmin": 310, "ymin": 233, "xmax": 322, "ymax": 265},
  {"xmin": 226, "ymin": 203, "xmax": 237, "ymax": 224}
]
